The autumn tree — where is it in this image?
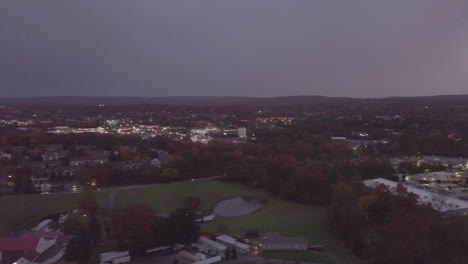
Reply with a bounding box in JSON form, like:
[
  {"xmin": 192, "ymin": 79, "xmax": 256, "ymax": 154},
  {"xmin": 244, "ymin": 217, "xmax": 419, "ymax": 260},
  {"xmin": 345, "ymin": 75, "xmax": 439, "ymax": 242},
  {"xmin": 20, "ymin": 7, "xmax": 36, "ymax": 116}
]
[
  {"xmin": 112, "ymin": 204, "xmax": 156, "ymax": 256},
  {"xmin": 78, "ymin": 187, "xmax": 99, "ymax": 216},
  {"xmin": 183, "ymin": 196, "xmax": 202, "ymax": 211},
  {"xmin": 64, "ymin": 215, "xmax": 91, "ymax": 263}
]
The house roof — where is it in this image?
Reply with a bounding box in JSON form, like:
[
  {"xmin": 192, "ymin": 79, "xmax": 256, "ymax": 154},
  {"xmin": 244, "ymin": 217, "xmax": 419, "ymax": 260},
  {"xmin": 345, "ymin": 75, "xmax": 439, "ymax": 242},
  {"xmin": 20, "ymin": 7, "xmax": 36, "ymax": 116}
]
[
  {"xmin": 0, "ymin": 237, "xmax": 40, "ymax": 251},
  {"xmin": 21, "ymin": 231, "xmax": 62, "ymax": 239}
]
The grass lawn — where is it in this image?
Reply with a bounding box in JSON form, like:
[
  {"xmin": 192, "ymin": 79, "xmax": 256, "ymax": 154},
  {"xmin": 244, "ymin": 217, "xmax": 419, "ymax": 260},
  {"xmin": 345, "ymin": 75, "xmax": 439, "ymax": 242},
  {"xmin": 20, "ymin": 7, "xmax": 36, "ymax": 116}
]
[
  {"xmin": 0, "ymin": 191, "xmax": 109, "ymax": 235},
  {"xmin": 0, "ymin": 180, "xmax": 356, "ymax": 261},
  {"xmin": 260, "ymin": 250, "xmax": 334, "ymax": 263}
]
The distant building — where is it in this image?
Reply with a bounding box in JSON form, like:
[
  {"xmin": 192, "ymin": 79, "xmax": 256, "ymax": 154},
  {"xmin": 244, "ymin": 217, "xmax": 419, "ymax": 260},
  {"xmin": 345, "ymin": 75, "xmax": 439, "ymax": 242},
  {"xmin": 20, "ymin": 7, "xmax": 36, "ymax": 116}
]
[
  {"xmin": 331, "ymin": 136, "xmax": 346, "ymax": 141},
  {"xmin": 150, "ymin": 158, "xmax": 161, "ymax": 168},
  {"xmin": 421, "ymin": 156, "xmax": 468, "ymax": 170},
  {"xmin": 237, "ymin": 127, "xmax": 247, "ymax": 138},
  {"xmin": 191, "ymin": 126, "xmax": 220, "ymax": 136},
  {"xmin": 42, "ymin": 151, "xmax": 68, "ymax": 161},
  {"xmin": 363, "ymin": 178, "xmax": 468, "ymax": 212},
  {"xmin": 17, "ymin": 161, "xmax": 47, "ymax": 169},
  {"xmin": 31, "ymin": 177, "xmax": 51, "ymax": 193},
  {"xmin": 70, "ymin": 156, "xmax": 108, "ymax": 166}
]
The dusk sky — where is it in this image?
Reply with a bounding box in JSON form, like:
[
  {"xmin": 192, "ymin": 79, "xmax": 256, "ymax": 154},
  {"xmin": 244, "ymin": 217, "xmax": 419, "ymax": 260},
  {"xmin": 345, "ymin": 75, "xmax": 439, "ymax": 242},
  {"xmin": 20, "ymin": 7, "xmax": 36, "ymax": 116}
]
[{"xmin": 1, "ymin": 0, "xmax": 468, "ymax": 98}]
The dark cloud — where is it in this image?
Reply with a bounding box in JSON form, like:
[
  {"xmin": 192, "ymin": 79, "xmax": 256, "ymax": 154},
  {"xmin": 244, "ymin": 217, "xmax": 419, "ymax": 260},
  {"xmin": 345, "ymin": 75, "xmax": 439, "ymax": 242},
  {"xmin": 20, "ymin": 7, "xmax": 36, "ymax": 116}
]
[{"xmin": 1, "ymin": 0, "xmax": 468, "ymax": 97}]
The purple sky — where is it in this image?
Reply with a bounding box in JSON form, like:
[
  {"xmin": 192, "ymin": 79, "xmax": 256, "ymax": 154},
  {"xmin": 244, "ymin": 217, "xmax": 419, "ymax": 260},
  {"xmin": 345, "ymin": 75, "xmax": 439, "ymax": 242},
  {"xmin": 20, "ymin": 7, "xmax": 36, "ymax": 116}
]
[{"xmin": 1, "ymin": 0, "xmax": 468, "ymax": 98}]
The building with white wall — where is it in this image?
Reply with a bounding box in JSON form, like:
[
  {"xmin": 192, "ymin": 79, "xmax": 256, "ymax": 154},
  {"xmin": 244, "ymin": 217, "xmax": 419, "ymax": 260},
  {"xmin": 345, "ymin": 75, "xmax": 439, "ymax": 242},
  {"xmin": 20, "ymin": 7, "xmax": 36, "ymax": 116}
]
[
  {"xmin": 363, "ymin": 178, "xmax": 468, "ymax": 212},
  {"xmin": 198, "ymin": 237, "xmax": 226, "ymax": 258},
  {"xmin": 237, "ymin": 127, "xmax": 247, "ymax": 138},
  {"xmin": 215, "ymin": 235, "xmax": 250, "ymax": 253}
]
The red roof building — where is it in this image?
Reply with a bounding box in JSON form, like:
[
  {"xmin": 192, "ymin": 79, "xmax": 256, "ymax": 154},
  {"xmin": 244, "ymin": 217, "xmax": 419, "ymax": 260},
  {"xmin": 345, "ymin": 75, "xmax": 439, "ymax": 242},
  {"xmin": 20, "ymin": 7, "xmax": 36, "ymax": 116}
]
[{"xmin": 0, "ymin": 237, "xmax": 41, "ymax": 264}]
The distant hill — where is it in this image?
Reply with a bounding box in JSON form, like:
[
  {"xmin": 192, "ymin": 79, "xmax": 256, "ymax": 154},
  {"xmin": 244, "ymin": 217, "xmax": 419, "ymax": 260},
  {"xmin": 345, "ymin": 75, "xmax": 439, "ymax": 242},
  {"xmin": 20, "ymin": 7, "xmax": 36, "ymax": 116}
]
[{"xmin": 0, "ymin": 95, "xmax": 467, "ymax": 107}]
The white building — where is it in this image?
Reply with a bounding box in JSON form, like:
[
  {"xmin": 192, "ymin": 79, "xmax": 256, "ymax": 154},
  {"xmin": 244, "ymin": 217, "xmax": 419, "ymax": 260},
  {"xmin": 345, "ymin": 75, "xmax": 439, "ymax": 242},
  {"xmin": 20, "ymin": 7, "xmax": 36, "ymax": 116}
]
[
  {"xmin": 215, "ymin": 235, "xmax": 250, "ymax": 253},
  {"xmin": 31, "ymin": 177, "xmax": 51, "ymax": 193},
  {"xmin": 31, "ymin": 220, "xmax": 52, "ymax": 232},
  {"xmin": 150, "ymin": 158, "xmax": 161, "ymax": 168},
  {"xmin": 198, "ymin": 237, "xmax": 226, "ymax": 258},
  {"xmin": 190, "ymin": 135, "xmax": 212, "ymax": 144},
  {"xmin": 179, "ymin": 251, "xmax": 221, "ymax": 264},
  {"xmin": 363, "ymin": 178, "xmax": 468, "ymax": 212},
  {"xmin": 191, "ymin": 126, "xmax": 220, "ymax": 136},
  {"xmin": 99, "ymin": 251, "xmax": 130, "ymax": 264},
  {"xmin": 237, "ymin": 127, "xmax": 247, "ymax": 138}
]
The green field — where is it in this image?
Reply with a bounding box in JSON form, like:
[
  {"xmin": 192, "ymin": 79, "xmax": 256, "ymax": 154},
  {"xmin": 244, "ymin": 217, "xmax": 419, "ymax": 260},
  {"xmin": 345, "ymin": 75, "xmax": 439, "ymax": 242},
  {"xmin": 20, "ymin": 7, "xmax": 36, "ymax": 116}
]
[
  {"xmin": 260, "ymin": 250, "xmax": 334, "ymax": 263},
  {"xmin": 0, "ymin": 191, "xmax": 109, "ymax": 235},
  {"xmin": 0, "ymin": 180, "xmax": 355, "ymax": 261},
  {"xmin": 112, "ymin": 181, "xmax": 329, "ymax": 240}
]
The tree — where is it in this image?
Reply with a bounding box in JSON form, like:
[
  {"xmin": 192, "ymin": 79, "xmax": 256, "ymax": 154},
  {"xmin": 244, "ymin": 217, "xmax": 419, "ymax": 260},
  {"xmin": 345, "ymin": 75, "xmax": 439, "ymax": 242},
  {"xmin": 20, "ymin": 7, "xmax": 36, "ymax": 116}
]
[
  {"xmin": 64, "ymin": 215, "xmax": 91, "ymax": 263},
  {"xmin": 89, "ymin": 216, "xmax": 101, "ymax": 246},
  {"xmin": 80, "ymin": 166, "xmax": 111, "ymax": 187},
  {"xmin": 14, "ymin": 172, "xmax": 34, "ymax": 194},
  {"xmin": 78, "ymin": 188, "xmax": 99, "ymax": 216},
  {"xmin": 168, "ymin": 208, "xmax": 200, "ymax": 244},
  {"xmin": 65, "ymin": 230, "xmax": 91, "ymax": 263},
  {"xmin": 160, "ymin": 168, "xmax": 183, "ymax": 182},
  {"xmin": 183, "ymin": 196, "xmax": 202, "ymax": 211},
  {"xmin": 64, "ymin": 214, "xmax": 89, "ymax": 236},
  {"xmin": 112, "ymin": 204, "xmax": 156, "ymax": 256},
  {"xmin": 156, "ymin": 208, "xmax": 200, "ymax": 245}
]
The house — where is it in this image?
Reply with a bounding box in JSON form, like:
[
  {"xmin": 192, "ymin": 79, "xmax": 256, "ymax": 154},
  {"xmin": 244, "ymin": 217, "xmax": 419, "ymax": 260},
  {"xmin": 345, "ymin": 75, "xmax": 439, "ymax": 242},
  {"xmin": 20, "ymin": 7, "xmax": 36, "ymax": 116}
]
[
  {"xmin": 42, "ymin": 151, "xmax": 68, "ymax": 161},
  {"xmin": 109, "ymin": 160, "xmax": 145, "ymax": 172},
  {"xmin": 257, "ymin": 233, "xmax": 308, "ymax": 251},
  {"xmin": 0, "ymin": 152, "xmax": 12, "ymax": 161},
  {"xmin": 215, "ymin": 235, "xmax": 250, "ymax": 253},
  {"xmin": 17, "ymin": 161, "xmax": 47, "ymax": 169},
  {"xmin": 0, "ymin": 232, "xmax": 70, "ymax": 264},
  {"xmin": 70, "ymin": 156, "xmax": 108, "ymax": 166},
  {"xmin": 150, "ymin": 158, "xmax": 161, "ymax": 168},
  {"xmin": 31, "ymin": 177, "xmax": 51, "ymax": 193},
  {"xmin": 37, "ymin": 166, "xmax": 79, "ymax": 180},
  {"xmin": 0, "ymin": 237, "xmax": 42, "ymax": 264}
]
